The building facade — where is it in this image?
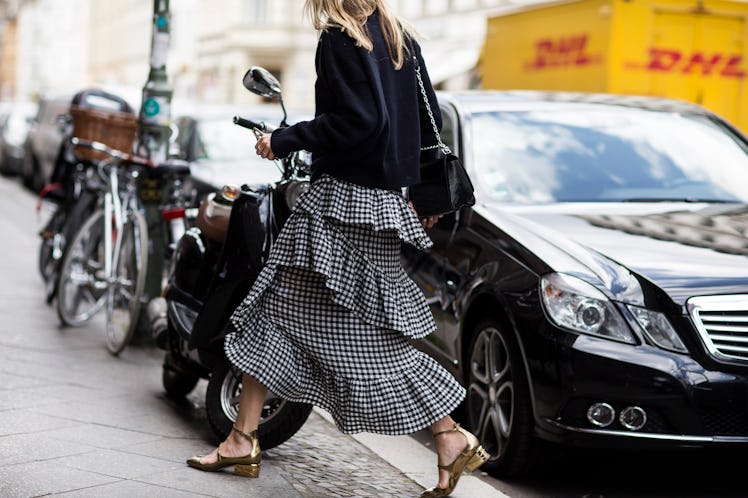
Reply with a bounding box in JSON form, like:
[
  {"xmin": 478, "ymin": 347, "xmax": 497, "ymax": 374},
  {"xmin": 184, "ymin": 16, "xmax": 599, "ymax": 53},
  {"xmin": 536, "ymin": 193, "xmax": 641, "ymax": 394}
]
[{"xmin": 1, "ymin": 0, "xmax": 510, "ymax": 110}]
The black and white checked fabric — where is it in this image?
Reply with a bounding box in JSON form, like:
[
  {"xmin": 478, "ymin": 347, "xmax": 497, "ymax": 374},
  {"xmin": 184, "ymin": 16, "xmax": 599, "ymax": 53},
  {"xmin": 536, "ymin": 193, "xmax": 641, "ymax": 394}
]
[{"xmin": 225, "ymin": 175, "xmax": 466, "ymax": 435}]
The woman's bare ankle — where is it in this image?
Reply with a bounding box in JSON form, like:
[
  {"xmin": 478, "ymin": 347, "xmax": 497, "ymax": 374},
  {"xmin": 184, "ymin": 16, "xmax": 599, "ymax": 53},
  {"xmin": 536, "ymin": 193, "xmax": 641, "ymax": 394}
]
[{"xmin": 227, "ymin": 432, "xmax": 254, "ymax": 452}]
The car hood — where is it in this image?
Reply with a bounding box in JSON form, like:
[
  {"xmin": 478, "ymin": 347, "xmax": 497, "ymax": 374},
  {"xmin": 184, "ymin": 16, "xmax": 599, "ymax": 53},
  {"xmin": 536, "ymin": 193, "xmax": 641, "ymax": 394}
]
[{"xmin": 479, "ymin": 202, "xmax": 748, "ymax": 307}]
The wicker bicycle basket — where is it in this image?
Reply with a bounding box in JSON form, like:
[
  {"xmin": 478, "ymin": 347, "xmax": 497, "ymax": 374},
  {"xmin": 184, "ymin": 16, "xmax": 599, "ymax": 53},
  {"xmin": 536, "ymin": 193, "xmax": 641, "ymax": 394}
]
[{"xmin": 70, "ymin": 105, "xmax": 139, "ymax": 161}]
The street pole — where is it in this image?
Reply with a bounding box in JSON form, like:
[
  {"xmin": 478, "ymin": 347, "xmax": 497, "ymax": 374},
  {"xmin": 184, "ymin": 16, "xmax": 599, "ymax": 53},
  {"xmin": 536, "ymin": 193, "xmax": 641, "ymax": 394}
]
[
  {"xmin": 134, "ymin": 0, "xmax": 172, "ymax": 343},
  {"xmin": 140, "ymin": 0, "xmax": 172, "ymax": 162}
]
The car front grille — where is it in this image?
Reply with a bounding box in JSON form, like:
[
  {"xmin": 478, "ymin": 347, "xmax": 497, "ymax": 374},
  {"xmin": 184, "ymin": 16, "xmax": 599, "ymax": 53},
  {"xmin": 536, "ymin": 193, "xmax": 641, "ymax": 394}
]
[
  {"xmin": 687, "ymin": 295, "xmax": 748, "ymax": 363},
  {"xmin": 701, "ymin": 405, "xmax": 748, "ymax": 436}
]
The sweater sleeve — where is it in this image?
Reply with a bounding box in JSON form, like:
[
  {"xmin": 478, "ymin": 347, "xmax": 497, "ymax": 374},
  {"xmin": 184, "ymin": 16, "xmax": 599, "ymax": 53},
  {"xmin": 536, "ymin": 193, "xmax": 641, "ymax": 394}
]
[{"xmin": 271, "ymin": 30, "xmax": 380, "ymax": 158}]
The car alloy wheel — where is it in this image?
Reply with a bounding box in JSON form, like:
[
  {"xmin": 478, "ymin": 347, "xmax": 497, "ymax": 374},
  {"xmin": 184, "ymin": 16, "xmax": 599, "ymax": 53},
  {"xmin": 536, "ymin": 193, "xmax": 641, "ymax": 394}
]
[
  {"xmin": 467, "ymin": 324, "xmax": 514, "ymax": 459},
  {"xmin": 465, "ymin": 318, "xmax": 537, "ymax": 477}
]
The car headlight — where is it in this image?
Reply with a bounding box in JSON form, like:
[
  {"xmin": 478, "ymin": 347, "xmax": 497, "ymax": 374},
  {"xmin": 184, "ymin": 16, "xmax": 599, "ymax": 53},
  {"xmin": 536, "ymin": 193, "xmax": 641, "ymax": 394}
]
[
  {"xmin": 626, "ymin": 305, "xmax": 687, "ymax": 353},
  {"xmin": 540, "ymin": 273, "xmax": 635, "ymax": 344}
]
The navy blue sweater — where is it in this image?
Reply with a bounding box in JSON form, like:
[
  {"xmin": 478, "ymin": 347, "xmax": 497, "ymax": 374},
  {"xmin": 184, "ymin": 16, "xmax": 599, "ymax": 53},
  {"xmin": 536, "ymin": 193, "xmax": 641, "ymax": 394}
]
[{"xmin": 270, "ymin": 10, "xmax": 442, "ymax": 190}]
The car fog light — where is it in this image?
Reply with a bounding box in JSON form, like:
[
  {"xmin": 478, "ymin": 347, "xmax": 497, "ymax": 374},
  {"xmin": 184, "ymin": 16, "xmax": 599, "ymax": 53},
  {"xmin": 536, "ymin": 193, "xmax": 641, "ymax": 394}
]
[
  {"xmin": 619, "ymin": 406, "xmax": 647, "ymax": 430},
  {"xmin": 587, "ymin": 402, "xmax": 615, "ymax": 427}
]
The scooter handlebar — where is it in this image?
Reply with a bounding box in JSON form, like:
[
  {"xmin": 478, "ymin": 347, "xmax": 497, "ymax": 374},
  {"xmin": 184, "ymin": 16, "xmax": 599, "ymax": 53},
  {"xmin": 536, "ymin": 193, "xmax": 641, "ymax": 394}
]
[{"xmin": 233, "ymin": 116, "xmax": 276, "ymax": 134}]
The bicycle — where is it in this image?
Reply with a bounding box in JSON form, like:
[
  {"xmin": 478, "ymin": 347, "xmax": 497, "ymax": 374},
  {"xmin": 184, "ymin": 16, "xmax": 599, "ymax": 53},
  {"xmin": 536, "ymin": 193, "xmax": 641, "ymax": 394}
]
[
  {"xmin": 37, "ymin": 89, "xmax": 135, "ymax": 304},
  {"xmin": 57, "ymin": 138, "xmax": 194, "ymax": 356},
  {"xmin": 56, "ymin": 138, "xmax": 160, "ymax": 355}
]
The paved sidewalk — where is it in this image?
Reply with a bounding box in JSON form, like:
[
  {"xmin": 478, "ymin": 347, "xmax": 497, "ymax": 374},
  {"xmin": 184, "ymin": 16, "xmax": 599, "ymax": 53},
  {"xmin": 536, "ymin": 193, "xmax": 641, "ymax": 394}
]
[{"xmin": 0, "ymin": 176, "xmax": 506, "ymax": 498}]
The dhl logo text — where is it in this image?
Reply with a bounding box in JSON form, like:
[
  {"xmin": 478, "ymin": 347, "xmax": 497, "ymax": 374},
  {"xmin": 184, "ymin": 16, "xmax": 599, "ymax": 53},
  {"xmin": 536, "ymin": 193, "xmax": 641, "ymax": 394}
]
[
  {"xmin": 524, "ymin": 34, "xmax": 603, "ymax": 70},
  {"xmin": 625, "ymin": 48, "xmax": 745, "ymax": 78}
]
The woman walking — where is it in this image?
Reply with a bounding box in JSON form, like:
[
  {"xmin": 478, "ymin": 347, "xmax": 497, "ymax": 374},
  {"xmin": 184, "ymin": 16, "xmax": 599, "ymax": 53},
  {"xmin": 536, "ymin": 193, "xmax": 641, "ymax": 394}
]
[{"xmin": 186, "ymin": 1, "xmax": 488, "ymax": 496}]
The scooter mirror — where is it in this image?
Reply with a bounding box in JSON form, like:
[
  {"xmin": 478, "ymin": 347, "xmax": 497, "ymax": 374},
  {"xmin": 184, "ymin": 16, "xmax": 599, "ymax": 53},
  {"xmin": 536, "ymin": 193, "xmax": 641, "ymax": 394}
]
[{"xmin": 242, "ymin": 67, "xmax": 281, "ymax": 99}]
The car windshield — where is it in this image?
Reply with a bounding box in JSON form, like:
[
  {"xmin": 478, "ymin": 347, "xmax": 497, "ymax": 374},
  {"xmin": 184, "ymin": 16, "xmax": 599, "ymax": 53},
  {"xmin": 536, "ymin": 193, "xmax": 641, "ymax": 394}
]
[
  {"xmin": 471, "ymin": 107, "xmax": 748, "ymax": 203},
  {"xmin": 196, "ymin": 117, "xmax": 257, "ymax": 162},
  {"xmin": 4, "ymin": 111, "xmax": 32, "ymax": 144}
]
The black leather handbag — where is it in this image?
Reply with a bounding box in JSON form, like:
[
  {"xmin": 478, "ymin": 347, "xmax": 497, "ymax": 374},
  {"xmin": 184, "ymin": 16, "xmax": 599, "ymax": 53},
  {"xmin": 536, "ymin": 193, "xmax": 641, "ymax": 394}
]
[
  {"xmin": 408, "ymin": 58, "xmax": 475, "ymax": 218},
  {"xmin": 410, "ymin": 150, "xmax": 475, "ymax": 218}
]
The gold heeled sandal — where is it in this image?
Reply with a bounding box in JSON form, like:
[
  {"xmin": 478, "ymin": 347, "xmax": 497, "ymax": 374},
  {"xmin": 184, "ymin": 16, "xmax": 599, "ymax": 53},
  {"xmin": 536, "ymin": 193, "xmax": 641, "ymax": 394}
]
[
  {"xmin": 420, "ymin": 423, "xmax": 489, "ymax": 497},
  {"xmin": 186, "ymin": 425, "xmax": 262, "ymax": 478}
]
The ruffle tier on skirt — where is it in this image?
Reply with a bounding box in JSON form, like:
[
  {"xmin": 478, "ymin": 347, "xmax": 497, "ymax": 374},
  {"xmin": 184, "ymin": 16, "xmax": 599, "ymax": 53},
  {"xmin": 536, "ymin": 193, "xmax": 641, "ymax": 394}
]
[{"xmin": 225, "ymin": 175, "xmax": 466, "ymax": 435}]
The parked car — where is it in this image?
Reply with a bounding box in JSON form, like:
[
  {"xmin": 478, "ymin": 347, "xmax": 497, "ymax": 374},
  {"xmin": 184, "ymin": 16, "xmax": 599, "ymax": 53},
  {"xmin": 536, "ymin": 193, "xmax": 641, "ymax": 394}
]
[
  {"xmin": 406, "ymin": 90, "xmax": 748, "ymax": 478},
  {"xmin": 171, "ymin": 105, "xmax": 290, "ymax": 192},
  {"xmin": 0, "ymin": 101, "xmax": 36, "ymax": 176},
  {"xmin": 21, "ymin": 95, "xmax": 70, "ymax": 192}
]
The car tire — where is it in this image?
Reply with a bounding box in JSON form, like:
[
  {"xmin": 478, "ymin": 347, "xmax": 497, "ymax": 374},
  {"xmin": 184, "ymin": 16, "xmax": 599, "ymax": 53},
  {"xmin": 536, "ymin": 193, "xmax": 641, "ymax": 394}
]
[
  {"xmin": 25, "ymin": 153, "xmax": 44, "ymax": 193},
  {"xmin": 0, "ymin": 151, "xmax": 10, "ymax": 176},
  {"xmin": 32, "ymin": 156, "xmax": 46, "ymax": 193},
  {"xmin": 21, "ymin": 151, "xmax": 36, "ymax": 190},
  {"xmin": 463, "ymin": 317, "xmax": 539, "ymax": 477}
]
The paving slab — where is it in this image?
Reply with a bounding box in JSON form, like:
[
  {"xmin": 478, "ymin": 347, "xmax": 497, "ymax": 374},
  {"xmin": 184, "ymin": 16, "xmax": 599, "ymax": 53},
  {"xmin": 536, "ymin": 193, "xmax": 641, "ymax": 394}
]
[
  {"xmin": 0, "ymin": 433, "xmax": 94, "ymax": 467},
  {"xmin": 0, "ymin": 461, "xmax": 119, "ymax": 498},
  {"xmin": 50, "ymin": 448, "xmax": 184, "ymax": 479},
  {"xmin": 0, "ymin": 409, "xmax": 83, "ymax": 436},
  {"xmin": 53, "ymin": 480, "xmax": 208, "ymax": 497},
  {"xmin": 43, "ymin": 423, "xmax": 166, "ymax": 449}
]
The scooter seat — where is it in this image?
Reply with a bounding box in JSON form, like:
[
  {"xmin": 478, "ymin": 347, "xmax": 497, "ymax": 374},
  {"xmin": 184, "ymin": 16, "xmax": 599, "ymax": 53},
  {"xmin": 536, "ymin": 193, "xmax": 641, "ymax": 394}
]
[
  {"xmin": 154, "ymin": 159, "xmax": 191, "ymax": 176},
  {"xmin": 196, "ymin": 195, "xmax": 230, "ymax": 243}
]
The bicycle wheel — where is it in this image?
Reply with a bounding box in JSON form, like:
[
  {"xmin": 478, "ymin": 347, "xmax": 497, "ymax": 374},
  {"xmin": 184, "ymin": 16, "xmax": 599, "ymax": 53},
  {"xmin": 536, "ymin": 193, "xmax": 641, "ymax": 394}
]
[
  {"xmin": 56, "ymin": 209, "xmax": 107, "ymax": 327},
  {"xmin": 40, "ymin": 193, "xmax": 97, "ymax": 304},
  {"xmin": 39, "ymin": 206, "xmax": 65, "ymax": 283},
  {"xmin": 105, "ymin": 209, "xmax": 148, "ymax": 355}
]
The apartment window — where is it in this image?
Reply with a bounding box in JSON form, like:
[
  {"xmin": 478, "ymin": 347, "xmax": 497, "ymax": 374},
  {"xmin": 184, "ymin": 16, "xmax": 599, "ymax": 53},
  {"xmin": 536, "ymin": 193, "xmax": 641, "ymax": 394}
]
[
  {"xmin": 398, "ymin": 1, "xmax": 422, "ymax": 19},
  {"xmin": 244, "ymin": 0, "xmax": 268, "ymax": 24},
  {"xmin": 449, "ymin": 0, "xmax": 478, "ymax": 11},
  {"xmin": 425, "ymin": 0, "xmax": 448, "ymax": 16}
]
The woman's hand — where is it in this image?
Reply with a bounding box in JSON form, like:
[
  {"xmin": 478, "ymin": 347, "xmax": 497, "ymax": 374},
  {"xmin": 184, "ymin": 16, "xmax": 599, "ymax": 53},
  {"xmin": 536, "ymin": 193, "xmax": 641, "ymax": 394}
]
[
  {"xmin": 255, "ymin": 133, "xmax": 276, "ymax": 161},
  {"xmin": 409, "ymin": 201, "xmax": 441, "ymax": 229}
]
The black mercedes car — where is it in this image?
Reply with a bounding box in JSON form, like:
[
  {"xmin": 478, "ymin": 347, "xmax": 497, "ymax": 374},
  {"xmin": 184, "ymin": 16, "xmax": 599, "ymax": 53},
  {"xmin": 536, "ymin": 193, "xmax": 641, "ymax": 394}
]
[{"xmin": 406, "ymin": 91, "xmax": 748, "ymax": 477}]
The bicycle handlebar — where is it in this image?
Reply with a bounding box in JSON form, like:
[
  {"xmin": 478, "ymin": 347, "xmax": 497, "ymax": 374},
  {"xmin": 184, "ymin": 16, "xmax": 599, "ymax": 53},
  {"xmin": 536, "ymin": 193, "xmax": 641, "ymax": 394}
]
[{"xmin": 71, "ymin": 137, "xmax": 154, "ymax": 167}]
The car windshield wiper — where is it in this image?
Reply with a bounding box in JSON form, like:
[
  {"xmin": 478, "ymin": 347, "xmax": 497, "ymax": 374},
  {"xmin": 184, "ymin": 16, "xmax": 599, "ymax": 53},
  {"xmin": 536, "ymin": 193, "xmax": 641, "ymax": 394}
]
[{"xmin": 620, "ymin": 198, "xmax": 738, "ymax": 203}]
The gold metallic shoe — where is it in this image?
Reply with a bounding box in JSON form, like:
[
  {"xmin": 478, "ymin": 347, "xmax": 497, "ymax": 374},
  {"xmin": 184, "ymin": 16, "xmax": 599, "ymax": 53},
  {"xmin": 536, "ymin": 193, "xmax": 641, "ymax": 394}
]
[
  {"xmin": 420, "ymin": 423, "xmax": 489, "ymax": 497},
  {"xmin": 186, "ymin": 425, "xmax": 261, "ymax": 478}
]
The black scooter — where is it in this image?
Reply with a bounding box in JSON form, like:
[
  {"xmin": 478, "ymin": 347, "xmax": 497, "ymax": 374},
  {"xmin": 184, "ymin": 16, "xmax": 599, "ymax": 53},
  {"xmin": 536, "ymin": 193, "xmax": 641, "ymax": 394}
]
[{"xmin": 149, "ymin": 67, "xmax": 313, "ymax": 449}]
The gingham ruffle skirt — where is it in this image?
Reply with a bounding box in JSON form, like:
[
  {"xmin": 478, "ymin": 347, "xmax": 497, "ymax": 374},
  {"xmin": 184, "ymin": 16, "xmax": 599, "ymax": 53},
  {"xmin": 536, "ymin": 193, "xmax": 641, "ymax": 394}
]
[{"xmin": 225, "ymin": 175, "xmax": 466, "ymax": 435}]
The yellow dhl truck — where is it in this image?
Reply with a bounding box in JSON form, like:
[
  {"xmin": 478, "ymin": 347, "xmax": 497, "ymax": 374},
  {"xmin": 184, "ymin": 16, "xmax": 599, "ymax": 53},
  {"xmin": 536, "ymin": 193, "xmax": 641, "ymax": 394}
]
[{"xmin": 480, "ymin": 0, "xmax": 748, "ymax": 134}]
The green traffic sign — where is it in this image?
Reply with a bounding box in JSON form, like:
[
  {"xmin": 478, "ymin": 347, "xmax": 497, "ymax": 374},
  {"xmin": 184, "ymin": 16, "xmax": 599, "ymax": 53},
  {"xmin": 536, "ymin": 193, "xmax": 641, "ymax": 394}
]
[{"xmin": 143, "ymin": 98, "xmax": 160, "ymax": 117}]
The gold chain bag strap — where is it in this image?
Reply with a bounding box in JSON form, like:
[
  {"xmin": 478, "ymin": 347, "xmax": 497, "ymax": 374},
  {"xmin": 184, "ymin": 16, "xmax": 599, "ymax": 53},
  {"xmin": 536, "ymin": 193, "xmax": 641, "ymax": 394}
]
[{"xmin": 408, "ymin": 56, "xmax": 475, "ymax": 217}]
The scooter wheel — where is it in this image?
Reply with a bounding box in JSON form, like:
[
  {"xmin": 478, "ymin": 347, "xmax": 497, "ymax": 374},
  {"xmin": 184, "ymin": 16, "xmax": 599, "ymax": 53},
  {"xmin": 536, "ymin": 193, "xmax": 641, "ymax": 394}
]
[
  {"xmin": 162, "ymin": 354, "xmax": 200, "ymax": 398},
  {"xmin": 206, "ymin": 360, "xmax": 312, "ymax": 450}
]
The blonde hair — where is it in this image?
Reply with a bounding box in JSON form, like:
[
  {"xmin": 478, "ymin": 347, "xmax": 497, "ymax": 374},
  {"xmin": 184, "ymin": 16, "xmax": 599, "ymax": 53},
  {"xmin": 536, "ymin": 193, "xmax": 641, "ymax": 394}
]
[{"xmin": 304, "ymin": 0, "xmax": 417, "ymax": 70}]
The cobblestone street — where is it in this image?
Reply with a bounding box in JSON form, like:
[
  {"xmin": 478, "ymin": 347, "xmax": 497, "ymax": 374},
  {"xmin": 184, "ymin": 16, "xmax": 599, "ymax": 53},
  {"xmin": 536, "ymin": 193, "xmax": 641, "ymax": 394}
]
[{"xmin": 268, "ymin": 415, "xmax": 423, "ymax": 497}]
